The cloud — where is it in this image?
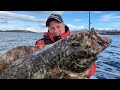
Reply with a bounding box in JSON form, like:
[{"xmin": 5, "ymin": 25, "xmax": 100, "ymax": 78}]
[
  {"xmin": 33, "ymin": 11, "xmax": 64, "ymax": 15},
  {"xmin": 0, "ymin": 25, "xmax": 48, "ymax": 32},
  {"xmin": 67, "ymin": 24, "xmax": 84, "ymax": 30},
  {"xmin": 99, "ymin": 14, "xmax": 114, "ymax": 21},
  {"xmin": 0, "ymin": 11, "xmax": 46, "ymax": 22},
  {"xmin": 0, "ymin": 21, "xmax": 8, "ymax": 24},
  {"xmin": 99, "ymin": 13, "xmax": 120, "ymax": 22},
  {"xmin": 18, "ymin": 27, "xmax": 47, "ymax": 32},
  {"xmin": 93, "ymin": 11, "xmax": 102, "ymax": 13},
  {"xmin": 73, "ymin": 19, "xmax": 81, "ymax": 22},
  {"xmin": 0, "ymin": 25, "xmax": 16, "ymax": 30},
  {"xmin": 0, "ymin": 21, "xmax": 13, "ymax": 24},
  {"xmin": 96, "ymin": 28, "xmax": 112, "ymax": 30},
  {"xmin": 112, "ymin": 16, "xmax": 120, "ymax": 19}
]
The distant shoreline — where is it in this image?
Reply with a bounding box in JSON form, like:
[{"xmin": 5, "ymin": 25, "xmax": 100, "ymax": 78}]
[
  {"xmin": 72, "ymin": 30, "xmax": 120, "ymax": 35},
  {"xmin": 0, "ymin": 30, "xmax": 40, "ymax": 34},
  {"xmin": 0, "ymin": 30, "xmax": 120, "ymax": 35},
  {"xmin": 96, "ymin": 30, "xmax": 120, "ymax": 35}
]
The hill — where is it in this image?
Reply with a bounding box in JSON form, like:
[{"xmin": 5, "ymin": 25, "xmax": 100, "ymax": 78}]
[{"xmin": 0, "ymin": 30, "xmax": 37, "ymax": 33}]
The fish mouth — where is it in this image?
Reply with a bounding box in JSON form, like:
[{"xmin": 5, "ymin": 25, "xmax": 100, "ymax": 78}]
[{"xmin": 98, "ymin": 36, "xmax": 112, "ymax": 51}]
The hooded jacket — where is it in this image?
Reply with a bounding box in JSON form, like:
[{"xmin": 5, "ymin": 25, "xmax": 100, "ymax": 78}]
[{"xmin": 35, "ymin": 25, "xmax": 70, "ymax": 46}]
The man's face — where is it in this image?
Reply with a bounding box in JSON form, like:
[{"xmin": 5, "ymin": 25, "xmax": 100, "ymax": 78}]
[{"xmin": 48, "ymin": 20, "xmax": 65, "ymax": 36}]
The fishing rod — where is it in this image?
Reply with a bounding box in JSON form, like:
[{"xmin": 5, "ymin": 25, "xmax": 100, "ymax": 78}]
[
  {"xmin": 89, "ymin": 11, "xmax": 91, "ymax": 31},
  {"xmin": 89, "ymin": 11, "xmax": 94, "ymax": 31}
]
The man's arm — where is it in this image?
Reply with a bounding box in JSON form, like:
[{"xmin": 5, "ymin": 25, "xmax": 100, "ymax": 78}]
[{"xmin": 35, "ymin": 39, "xmax": 45, "ymax": 46}]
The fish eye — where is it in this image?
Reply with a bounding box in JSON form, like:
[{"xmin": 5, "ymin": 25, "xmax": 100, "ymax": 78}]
[{"xmin": 71, "ymin": 43, "xmax": 80, "ymax": 47}]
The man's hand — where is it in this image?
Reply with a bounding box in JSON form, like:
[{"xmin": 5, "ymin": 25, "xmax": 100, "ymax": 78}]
[{"xmin": 66, "ymin": 64, "xmax": 96, "ymax": 79}]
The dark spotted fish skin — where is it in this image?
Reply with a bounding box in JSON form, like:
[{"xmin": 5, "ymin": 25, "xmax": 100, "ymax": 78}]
[
  {"xmin": 0, "ymin": 30, "xmax": 112, "ymax": 79},
  {"xmin": 0, "ymin": 46, "xmax": 44, "ymax": 70}
]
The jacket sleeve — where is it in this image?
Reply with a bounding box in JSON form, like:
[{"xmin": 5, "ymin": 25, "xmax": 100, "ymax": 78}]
[
  {"xmin": 87, "ymin": 63, "xmax": 97, "ymax": 78},
  {"xmin": 35, "ymin": 39, "xmax": 45, "ymax": 46}
]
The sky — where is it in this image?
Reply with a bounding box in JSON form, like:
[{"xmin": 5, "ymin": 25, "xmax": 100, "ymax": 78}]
[{"xmin": 0, "ymin": 11, "xmax": 120, "ymax": 32}]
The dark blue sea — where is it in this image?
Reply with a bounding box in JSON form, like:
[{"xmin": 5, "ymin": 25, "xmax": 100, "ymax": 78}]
[{"xmin": 0, "ymin": 32, "xmax": 120, "ymax": 79}]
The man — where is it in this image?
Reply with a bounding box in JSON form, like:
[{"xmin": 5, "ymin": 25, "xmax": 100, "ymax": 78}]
[{"xmin": 35, "ymin": 13, "xmax": 96, "ymax": 78}]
